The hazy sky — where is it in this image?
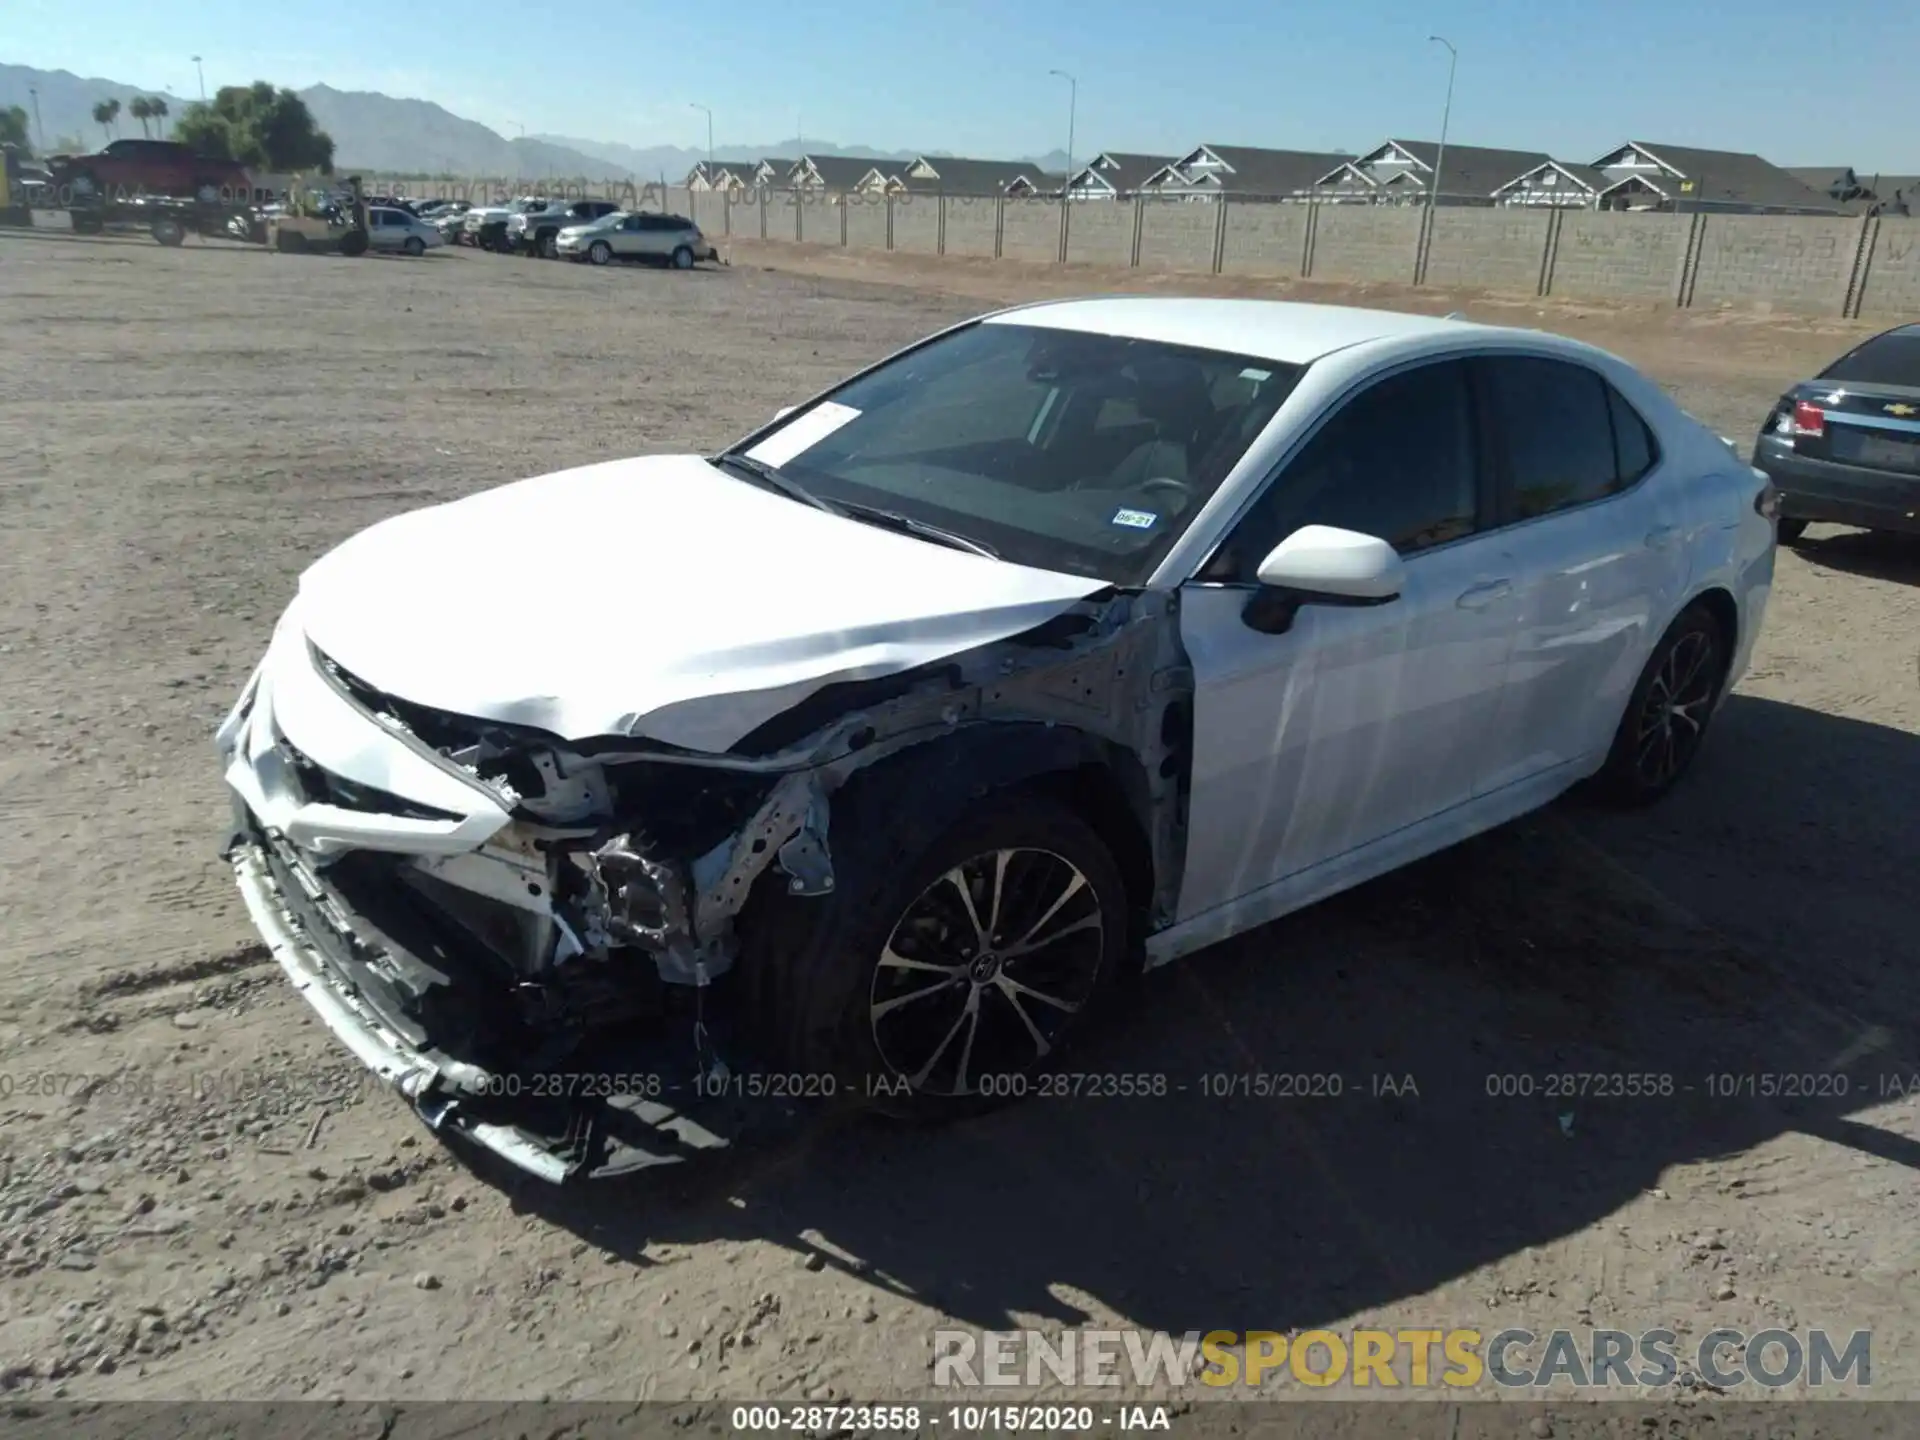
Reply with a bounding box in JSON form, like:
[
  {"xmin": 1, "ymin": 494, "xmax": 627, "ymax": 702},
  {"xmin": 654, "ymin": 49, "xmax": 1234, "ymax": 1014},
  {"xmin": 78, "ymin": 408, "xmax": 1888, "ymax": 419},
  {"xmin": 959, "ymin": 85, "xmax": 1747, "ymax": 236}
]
[{"xmin": 10, "ymin": 0, "xmax": 1919, "ymax": 171}]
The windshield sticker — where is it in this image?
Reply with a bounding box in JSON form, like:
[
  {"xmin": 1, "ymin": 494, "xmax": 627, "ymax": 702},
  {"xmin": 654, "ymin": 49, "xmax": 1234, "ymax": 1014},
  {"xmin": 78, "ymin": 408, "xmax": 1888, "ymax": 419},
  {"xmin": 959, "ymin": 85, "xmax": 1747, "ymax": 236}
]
[
  {"xmin": 1239, "ymin": 367, "xmax": 1271, "ymax": 381},
  {"xmin": 1111, "ymin": 508, "xmax": 1159, "ymax": 530},
  {"xmin": 745, "ymin": 400, "xmax": 862, "ymax": 468}
]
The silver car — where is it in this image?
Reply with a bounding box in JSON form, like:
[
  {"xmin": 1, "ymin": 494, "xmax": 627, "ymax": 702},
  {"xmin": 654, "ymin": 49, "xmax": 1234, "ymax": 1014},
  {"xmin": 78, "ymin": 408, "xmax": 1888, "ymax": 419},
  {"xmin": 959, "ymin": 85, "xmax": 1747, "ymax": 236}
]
[
  {"xmin": 554, "ymin": 210, "xmax": 716, "ymax": 267},
  {"xmin": 367, "ymin": 207, "xmax": 443, "ymax": 256}
]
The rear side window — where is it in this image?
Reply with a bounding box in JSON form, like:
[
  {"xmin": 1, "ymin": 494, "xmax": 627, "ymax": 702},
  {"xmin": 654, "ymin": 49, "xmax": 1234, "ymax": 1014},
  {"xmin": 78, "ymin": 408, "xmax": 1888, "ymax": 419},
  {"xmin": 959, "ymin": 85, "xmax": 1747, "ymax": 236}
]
[
  {"xmin": 1818, "ymin": 330, "xmax": 1920, "ymax": 388},
  {"xmin": 1481, "ymin": 356, "xmax": 1626, "ymax": 519},
  {"xmin": 1608, "ymin": 386, "xmax": 1659, "ymax": 484}
]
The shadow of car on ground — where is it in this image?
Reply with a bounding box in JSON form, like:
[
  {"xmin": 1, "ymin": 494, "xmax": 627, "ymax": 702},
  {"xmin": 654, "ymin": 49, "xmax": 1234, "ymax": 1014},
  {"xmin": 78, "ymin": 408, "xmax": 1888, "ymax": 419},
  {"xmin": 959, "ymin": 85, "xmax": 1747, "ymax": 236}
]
[{"xmin": 462, "ymin": 693, "xmax": 1920, "ymax": 1339}]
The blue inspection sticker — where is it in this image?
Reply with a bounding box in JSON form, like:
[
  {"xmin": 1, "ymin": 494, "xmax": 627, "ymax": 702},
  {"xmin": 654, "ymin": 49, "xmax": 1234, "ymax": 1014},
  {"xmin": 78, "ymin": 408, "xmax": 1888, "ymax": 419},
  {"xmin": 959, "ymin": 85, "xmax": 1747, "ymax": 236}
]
[{"xmin": 1111, "ymin": 507, "xmax": 1159, "ymax": 530}]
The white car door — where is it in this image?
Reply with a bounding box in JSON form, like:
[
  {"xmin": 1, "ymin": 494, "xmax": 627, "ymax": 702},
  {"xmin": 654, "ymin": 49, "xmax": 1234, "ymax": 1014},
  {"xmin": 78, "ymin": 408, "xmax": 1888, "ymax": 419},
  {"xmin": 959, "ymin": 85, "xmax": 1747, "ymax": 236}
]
[
  {"xmin": 1471, "ymin": 354, "xmax": 1693, "ymax": 794},
  {"xmin": 1176, "ymin": 356, "xmax": 1522, "ymax": 923},
  {"xmin": 367, "ymin": 209, "xmax": 399, "ymax": 249}
]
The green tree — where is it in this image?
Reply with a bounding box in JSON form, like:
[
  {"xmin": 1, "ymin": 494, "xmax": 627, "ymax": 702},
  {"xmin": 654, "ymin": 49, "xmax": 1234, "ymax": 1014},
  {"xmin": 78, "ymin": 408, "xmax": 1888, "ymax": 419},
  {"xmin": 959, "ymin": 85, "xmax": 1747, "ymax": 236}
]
[
  {"xmin": 0, "ymin": 105, "xmax": 30, "ymax": 158},
  {"xmin": 90, "ymin": 97, "xmax": 121, "ymax": 142},
  {"xmin": 130, "ymin": 96, "xmax": 153, "ymax": 137},
  {"xmin": 173, "ymin": 82, "xmax": 333, "ymax": 173},
  {"xmin": 146, "ymin": 96, "xmax": 169, "ymax": 139}
]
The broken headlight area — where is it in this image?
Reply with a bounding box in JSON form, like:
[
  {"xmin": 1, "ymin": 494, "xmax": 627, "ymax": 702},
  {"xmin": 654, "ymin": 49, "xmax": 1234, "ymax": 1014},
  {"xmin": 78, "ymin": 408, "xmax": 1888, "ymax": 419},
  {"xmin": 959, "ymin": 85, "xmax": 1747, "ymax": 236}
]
[{"xmin": 308, "ymin": 646, "xmax": 815, "ymax": 987}]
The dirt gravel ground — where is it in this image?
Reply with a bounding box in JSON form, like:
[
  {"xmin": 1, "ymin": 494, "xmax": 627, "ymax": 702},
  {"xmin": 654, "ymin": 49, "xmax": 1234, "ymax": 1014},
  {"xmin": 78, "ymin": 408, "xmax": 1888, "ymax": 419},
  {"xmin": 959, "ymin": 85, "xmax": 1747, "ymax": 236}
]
[{"xmin": 1, "ymin": 227, "xmax": 1917, "ymax": 1422}]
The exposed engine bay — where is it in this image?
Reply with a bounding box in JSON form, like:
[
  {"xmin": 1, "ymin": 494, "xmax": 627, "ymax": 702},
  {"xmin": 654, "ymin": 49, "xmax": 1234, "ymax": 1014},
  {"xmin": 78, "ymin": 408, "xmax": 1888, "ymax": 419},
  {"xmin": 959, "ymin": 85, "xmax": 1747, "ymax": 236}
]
[{"xmin": 219, "ymin": 586, "xmax": 1191, "ymax": 1181}]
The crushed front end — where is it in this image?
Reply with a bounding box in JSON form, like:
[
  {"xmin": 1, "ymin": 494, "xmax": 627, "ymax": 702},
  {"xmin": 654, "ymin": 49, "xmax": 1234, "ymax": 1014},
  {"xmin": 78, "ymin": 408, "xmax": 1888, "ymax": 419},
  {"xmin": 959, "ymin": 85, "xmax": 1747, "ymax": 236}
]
[
  {"xmin": 218, "ymin": 583, "xmax": 1184, "ymax": 1184},
  {"xmin": 216, "ymin": 601, "xmax": 832, "ymax": 1182}
]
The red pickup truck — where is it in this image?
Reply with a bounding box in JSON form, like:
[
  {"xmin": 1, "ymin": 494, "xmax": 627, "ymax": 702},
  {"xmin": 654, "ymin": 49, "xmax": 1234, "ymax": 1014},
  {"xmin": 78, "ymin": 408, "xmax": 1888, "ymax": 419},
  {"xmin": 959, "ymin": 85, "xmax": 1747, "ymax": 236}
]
[{"xmin": 45, "ymin": 138, "xmax": 253, "ymax": 207}]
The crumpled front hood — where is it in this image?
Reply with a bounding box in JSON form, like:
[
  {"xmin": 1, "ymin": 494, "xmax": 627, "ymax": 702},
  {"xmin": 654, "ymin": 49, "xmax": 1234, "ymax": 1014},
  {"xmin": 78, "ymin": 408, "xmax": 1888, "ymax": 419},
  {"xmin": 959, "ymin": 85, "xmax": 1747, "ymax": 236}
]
[{"xmin": 294, "ymin": 454, "xmax": 1108, "ymax": 753}]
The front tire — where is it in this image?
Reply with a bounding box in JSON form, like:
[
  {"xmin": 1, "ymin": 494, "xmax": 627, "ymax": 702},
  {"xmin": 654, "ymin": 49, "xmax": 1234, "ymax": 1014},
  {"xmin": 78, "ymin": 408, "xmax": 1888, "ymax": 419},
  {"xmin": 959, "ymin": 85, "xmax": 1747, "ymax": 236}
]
[
  {"xmin": 588, "ymin": 239, "xmax": 612, "ymax": 265},
  {"xmin": 734, "ymin": 791, "xmax": 1127, "ymax": 1119},
  {"xmin": 1592, "ymin": 602, "xmax": 1729, "ymax": 807},
  {"xmin": 403, "ymin": 235, "xmax": 426, "ymax": 257},
  {"xmin": 671, "ymin": 244, "xmax": 695, "ymax": 269}
]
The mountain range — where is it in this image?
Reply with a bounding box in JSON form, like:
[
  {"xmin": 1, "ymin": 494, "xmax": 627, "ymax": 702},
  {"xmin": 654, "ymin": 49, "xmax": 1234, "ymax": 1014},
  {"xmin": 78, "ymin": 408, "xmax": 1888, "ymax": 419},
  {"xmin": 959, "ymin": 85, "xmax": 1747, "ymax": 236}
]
[{"xmin": 1, "ymin": 63, "xmax": 1068, "ymax": 178}]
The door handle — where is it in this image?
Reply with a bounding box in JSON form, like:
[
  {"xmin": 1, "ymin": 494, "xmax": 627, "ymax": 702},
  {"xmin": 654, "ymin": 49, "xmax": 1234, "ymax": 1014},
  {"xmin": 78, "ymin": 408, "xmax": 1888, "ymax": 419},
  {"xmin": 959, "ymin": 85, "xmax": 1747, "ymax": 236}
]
[
  {"xmin": 1645, "ymin": 524, "xmax": 1678, "ymax": 550},
  {"xmin": 1456, "ymin": 579, "xmax": 1512, "ymax": 610}
]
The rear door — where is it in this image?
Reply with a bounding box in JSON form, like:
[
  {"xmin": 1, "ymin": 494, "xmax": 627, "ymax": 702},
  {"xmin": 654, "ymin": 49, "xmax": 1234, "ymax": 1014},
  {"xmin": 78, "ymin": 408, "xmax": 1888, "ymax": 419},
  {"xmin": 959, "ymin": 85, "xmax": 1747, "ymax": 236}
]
[{"xmin": 1472, "ymin": 353, "xmax": 1688, "ymax": 792}]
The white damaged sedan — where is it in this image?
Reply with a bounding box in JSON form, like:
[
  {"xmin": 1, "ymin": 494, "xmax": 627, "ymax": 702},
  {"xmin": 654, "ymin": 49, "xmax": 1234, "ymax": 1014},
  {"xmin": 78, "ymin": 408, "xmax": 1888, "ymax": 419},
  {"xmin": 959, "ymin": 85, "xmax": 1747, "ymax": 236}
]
[{"xmin": 218, "ymin": 298, "xmax": 1776, "ymax": 1181}]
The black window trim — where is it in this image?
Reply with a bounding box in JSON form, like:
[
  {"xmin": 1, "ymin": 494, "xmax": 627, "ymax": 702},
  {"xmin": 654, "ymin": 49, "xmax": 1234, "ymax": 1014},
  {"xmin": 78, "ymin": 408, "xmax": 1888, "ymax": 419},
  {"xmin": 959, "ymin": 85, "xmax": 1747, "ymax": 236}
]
[
  {"xmin": 1189, "ymin": 352, "xmax": 1499, "ymax": 588},
  {"xmin": 1473, "ymin": 353, "xmax": 1665, "ymax": 534},
  {"xmin": 1189, "ymin": 347, "xmax": 1666, "ymax": 587}
]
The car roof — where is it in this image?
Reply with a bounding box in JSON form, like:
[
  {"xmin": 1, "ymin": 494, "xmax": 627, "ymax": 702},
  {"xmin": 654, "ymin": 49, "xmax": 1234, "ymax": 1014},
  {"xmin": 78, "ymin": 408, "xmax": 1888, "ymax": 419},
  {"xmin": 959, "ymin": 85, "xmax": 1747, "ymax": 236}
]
[{"xmin": 981, "ymin": 296, "xmax": 1495, "ymax": 367}]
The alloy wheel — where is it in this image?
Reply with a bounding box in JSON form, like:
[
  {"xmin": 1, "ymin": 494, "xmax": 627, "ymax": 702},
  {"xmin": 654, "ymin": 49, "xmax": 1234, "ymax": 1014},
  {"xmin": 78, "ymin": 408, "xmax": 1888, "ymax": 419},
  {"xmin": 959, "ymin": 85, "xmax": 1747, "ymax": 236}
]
[
  {"xmin": 1633, "ymin": 628, "xmax": 1720, "ymax": 789},
  {"xmin": 868, "ymin": 847, "xmax": 1105, "ymax": 1097}
]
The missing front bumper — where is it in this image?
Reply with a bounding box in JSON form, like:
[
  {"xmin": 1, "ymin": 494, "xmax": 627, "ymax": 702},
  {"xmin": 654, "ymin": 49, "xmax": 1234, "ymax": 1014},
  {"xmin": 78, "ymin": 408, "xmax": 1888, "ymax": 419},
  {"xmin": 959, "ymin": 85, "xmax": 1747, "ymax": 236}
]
[{"xmin": 227, "ymin": 818, "xmax": 791, "ymax": 1183}]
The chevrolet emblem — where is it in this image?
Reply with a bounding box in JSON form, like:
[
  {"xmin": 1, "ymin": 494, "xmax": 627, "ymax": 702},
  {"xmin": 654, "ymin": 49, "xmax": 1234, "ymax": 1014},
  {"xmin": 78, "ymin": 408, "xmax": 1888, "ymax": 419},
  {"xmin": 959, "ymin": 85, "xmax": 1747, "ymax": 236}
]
[{"xmin": 1886, "ymin": 403, "xmax": 1918, "ymax": 418}]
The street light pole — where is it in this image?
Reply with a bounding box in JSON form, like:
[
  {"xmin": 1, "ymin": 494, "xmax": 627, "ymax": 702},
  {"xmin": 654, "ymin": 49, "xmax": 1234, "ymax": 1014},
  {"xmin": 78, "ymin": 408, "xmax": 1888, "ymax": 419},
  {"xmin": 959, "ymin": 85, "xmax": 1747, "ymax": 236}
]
[
  {"xmin": 27, "ymin": 87, "xmax": 45, "ymax": 152},
  {"xmin": 1048, "ymin": 69, "xmax": 1076, "ymax": 198},
  {"xmin": 191, "ymin": 55, "xmax": 205, "ymax": 102},
  {"xmin": 1427, "ymin": 36, "xmax": 1456, "ymax": 212},
  {"xmin": 690, "ymin": 102, "xmax": 713, "ymax": 182}
]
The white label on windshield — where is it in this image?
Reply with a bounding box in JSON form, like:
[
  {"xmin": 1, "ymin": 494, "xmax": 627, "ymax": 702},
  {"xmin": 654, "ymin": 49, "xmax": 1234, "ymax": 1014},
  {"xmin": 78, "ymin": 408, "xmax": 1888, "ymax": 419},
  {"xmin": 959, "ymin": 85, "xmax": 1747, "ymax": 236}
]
[
  {"xmin": 1239, "ymin": 367, "xmax": 1271, "ymax": 381},
  {"xmin": 1111, "ymin": 507, "xmax": 1159, "ymax": 530},
  {"xmin": 746, "ymin": 401, "xmax": 861, "ymax": 467}
]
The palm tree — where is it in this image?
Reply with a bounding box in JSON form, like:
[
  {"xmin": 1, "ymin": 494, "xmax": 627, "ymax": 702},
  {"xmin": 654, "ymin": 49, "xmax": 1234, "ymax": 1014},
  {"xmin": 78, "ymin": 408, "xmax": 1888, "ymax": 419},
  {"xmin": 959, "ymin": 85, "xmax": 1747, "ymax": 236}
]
[
  {"xmin": 147, "ymin": 96, "xmax": 169, "ymax": 139},
  {"xmin": 130, "ymin": 96, "xmax": 153, "ymax": 138},
  {"xmin": 90, "ymin": 98, "xmax": 121, "ymax": 142}
]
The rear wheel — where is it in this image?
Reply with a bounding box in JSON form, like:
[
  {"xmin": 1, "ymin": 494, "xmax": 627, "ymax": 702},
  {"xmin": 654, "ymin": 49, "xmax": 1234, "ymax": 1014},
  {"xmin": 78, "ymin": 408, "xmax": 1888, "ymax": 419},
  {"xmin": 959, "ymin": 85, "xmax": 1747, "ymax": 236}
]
[
  {"xmin": 275, "ymin": 228, "xmax": 307, "ymax": 253},
  {"xmin": 1777, "ymin": 518, "xmax": 1809, "ymax": 546},
  {"xmin": 734, "ymin": 790, "xmax": 1127, "ymax": 1119},
  {"xmin": 1592, "ymin": 602, "xmax": 1729, "ymax": 807}
]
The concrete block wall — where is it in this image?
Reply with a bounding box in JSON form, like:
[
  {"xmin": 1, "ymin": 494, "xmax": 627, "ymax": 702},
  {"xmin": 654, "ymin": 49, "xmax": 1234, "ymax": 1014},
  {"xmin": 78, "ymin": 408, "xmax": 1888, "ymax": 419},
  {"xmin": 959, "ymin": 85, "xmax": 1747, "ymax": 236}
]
[
  {"xmin": 891, "ymin": 196, "xmax": 939, "ymax": 253},
  {"xmin": 1064, "ymin": 202, "xmax": 1134, "ymax": 265},
  {"xmin": 807, "ymin": 196, "xmax": 844, "ymax": 243},
  {"xmin": 944, "ymin": 196, "xmax": 999, "ymax": 257},
  {"xmin": 1855, "ymin": 219, "xmax": 1920, "ymax": 320},
  {"xmin": 405, "ymin": 176, "xmax": 1905, "ymax": 319},
  {"xmin": 1001, "ymin": 199, "xmax": 1060, "ymax": 261},
  {"xmin": 1218, "ymin": 204, "xmax": 1308, "ymax": 277},
  {"xmin": 1687, "ymin": 215, "xmax": 1860, "ymax": 311},
  {"xmin": 846, "ymin": 197, "xmax": 887, "ymax": 249},
  {"xmin": 1309, "ymin": 206, "xmax": 1422, "ymax": 284},
  {"xmin": 1140, "ymin": 202, "xmax": 1222, "ymax": 272},
  {"xmin": 1422, "ymin": 209, "xmax": 1551, "ymax": 292},
  {"xmin": 1546, "ymin": 213, "xmax": 1686, "ymax": 303}
]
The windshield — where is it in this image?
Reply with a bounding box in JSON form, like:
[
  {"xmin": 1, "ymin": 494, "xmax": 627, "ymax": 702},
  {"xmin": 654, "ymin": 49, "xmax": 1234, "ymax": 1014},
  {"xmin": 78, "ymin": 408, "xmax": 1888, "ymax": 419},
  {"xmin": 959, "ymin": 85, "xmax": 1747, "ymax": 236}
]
[
  {"xmin": 721, "ymin": 321, "xmax": 1304, "ymax": 585},
  {"xmin": 1819, "ymin": 330, "xmax": 1920, "ymax": 389}
]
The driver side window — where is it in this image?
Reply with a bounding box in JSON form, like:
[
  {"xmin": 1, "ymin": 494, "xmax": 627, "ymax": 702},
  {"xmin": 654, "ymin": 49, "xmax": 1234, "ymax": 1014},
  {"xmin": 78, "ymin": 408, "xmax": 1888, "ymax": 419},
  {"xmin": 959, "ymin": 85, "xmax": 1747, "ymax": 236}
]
[{"xmin": 1202, "ymin": 358, "xmax": 1482, "ymax": 582}]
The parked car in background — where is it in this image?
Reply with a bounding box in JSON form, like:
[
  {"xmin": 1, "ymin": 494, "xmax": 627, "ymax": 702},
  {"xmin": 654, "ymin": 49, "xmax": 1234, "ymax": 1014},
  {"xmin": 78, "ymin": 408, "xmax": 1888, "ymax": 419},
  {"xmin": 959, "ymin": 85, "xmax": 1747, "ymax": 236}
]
[
  {"xmin": 555, "ymin": 210, "xmax": 716, "ymax": 267},
  {"xmin": 1750, "ymin": 322, "xmax": 1920, "ymax": 544},
  {"xmin": 507, "ymin": 197, "xmax": 622, "ymax": 258},
  {"xmin": 215, "ymin": 297, "xmax": 1774, "ymax": 1182},
  {"xmin": 430, "ymin": 201, "xmax": 472, "ymax": 241},
  {"xmin": 367, "ymin": 206, "xmax": 443, "ymax": 256},
  {"xmin": 463, "ymin": 196, "xmax": 545, "ymax": 251}
]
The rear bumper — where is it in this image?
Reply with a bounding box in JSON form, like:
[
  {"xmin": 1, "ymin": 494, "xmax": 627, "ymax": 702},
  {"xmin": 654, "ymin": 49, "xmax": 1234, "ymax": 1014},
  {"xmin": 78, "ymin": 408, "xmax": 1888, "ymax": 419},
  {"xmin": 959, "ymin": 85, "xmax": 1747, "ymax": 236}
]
[{"xmin": 1753, "ymin": 441, "xmax": 1920, "ymax": 534}]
